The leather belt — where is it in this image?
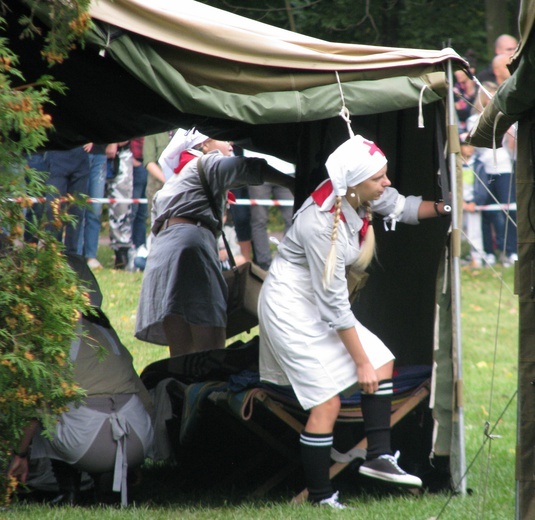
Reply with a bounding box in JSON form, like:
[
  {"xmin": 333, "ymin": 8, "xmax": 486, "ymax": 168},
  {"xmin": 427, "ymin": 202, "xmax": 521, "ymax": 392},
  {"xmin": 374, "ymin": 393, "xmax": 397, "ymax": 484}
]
[{"xmin": 161, "ymin": 216, "xmax": 209, "ymax": 232}]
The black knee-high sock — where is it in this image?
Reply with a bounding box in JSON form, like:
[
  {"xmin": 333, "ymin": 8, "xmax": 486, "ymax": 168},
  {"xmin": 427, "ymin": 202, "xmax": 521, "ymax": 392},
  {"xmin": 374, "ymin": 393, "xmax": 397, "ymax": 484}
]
[
  {"xmin": 300, "ymin": 431, "xmax": 333, "ymax": 502},
  {"xmin": 360, "ymin": 379, "xmax": 393, "ymax": 460}
]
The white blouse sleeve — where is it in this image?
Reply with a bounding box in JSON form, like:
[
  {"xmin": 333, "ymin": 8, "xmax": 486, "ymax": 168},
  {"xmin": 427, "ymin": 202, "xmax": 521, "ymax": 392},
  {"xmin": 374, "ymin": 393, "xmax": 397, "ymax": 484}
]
[{"xmin": 371, "ymin": 187, "xmax": 422, "ymax": 228}]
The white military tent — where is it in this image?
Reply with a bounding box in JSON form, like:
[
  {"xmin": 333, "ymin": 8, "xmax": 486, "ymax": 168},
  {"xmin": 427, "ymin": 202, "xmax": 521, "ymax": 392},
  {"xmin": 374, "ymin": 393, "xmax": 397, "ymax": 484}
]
[{"xmin": 10, "ymin": 0, "xmax": 469, "ymax": 493}]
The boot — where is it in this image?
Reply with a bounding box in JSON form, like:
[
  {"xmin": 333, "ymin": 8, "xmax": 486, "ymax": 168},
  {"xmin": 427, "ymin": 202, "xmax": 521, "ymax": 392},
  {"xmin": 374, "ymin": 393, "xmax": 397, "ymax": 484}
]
[
  {"xmin": 50, "ymin": 459, "xmax": 81, "ymax": 506},
  {"xmin": 114, "ymin": 247, "xmax": 129, "ymax": 270},
  {"xmin": 90, "ymin": 471, "xmax": 116, "ymax": 505}
]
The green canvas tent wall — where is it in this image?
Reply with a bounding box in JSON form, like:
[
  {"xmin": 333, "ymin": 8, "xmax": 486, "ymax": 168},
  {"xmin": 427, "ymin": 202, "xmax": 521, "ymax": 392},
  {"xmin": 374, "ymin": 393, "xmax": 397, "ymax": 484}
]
[
  {"xmin": 469, "ymin": 1, "xmax": 535, "ymax": 518},
  {"xmin": 10, "ymin": 0, "xmax": 468, "ymax": 492}
]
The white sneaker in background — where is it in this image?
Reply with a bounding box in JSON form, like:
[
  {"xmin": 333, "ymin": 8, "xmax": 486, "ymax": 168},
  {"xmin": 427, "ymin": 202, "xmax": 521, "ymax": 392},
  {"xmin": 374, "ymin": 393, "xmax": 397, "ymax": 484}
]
[
  {"xmin": 484, "ymin": 253, "xmax": 496, "ymax": 266},
  {"xmin": 316, "ymin": 491, "xmax": 347, "ymax": 510},
  {"xmin": 134, "ymin": 244, "xmax": 148, "ymax": 271},
  {"xmin": 86, "ymin": 258, "xmax": 103, "ymax": 270},
  {"xmin": 500, "ymin": 252, "xmax": 518, "ymax": 268}
]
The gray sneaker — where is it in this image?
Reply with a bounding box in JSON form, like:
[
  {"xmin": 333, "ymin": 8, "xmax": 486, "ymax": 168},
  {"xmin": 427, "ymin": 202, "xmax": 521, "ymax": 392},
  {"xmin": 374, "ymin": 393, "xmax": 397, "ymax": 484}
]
[
  {"xmin": 359, "ymin": 451, "xmax": 422, "ymax": 487},
  {"xmin": 316, "ymin": 491, "xmax": 347, "ymax": 510}
]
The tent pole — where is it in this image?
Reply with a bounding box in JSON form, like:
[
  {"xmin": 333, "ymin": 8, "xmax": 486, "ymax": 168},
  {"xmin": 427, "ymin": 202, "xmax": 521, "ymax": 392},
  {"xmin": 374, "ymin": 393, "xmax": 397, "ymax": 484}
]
[{"xmin": 446, "ymin": 57, "xmax": 467, "ymax": 495}]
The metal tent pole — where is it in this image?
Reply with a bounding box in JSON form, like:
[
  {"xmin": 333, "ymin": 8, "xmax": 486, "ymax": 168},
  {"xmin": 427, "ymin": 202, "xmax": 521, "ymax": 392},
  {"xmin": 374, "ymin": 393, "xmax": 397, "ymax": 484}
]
[{"xmin": 446, "ymin": 57, "xmax": 467, "ymax": 495}]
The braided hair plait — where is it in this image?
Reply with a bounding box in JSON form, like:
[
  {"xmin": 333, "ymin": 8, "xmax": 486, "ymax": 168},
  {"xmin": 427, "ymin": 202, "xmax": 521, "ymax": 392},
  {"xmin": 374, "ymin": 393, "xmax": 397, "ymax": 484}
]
[
  {"xmin": 355, "ymin": 203, "xmax": 376, "ymax": 270},
  {"xmin": 322, "ymin": 195, "xmax": 343, "ymax": 289}
]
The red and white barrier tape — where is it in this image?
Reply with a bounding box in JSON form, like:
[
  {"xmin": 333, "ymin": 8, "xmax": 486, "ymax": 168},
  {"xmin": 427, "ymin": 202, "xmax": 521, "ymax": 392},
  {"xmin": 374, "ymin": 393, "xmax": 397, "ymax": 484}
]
[
  {"xmin": 9, "ymin": 197, "xmax": 293, "ymax": 206},
  {"xmin": 89, "ymin": 198, "xmax": 294, "ymax": 206},
  {"xmin": 87, "ymin": 199, "xmax": 516, "ymax": 210},
  {"xmin": 234, "ymin": 198, "xmax": 293, "ymax": 207},
  {"xmin": 87, "ymin": 198, "xmax": 294, "ymax": 206},
  {"xmin": 9, "ymin": 197, "xmax": 517, "ymax": 210},
  {"xmin": 474, "ymin": 202, "xmax": 517, "ymax": 212},
  {"xmin": 88, "ymin": 198, "xmax": 148, "ymax": 204}
]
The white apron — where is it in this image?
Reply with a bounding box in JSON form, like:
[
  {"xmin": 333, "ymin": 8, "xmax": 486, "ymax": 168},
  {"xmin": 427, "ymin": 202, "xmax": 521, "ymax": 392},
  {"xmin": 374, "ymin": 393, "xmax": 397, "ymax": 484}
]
[{"xmin": 259, "ymin": 255, "xmax": 394, "ymax": 410}]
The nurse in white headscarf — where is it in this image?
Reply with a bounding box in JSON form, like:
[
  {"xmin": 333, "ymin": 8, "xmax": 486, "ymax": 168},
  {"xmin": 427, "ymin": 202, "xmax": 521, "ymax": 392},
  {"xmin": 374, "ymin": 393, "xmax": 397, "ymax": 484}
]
[
  {"xmin": 258, "ymin": 134, "xmax": 449, "ymax": 508},
  {"xmin": 158, "ymin": 128, "xmax": 210, "ymax": 181}
]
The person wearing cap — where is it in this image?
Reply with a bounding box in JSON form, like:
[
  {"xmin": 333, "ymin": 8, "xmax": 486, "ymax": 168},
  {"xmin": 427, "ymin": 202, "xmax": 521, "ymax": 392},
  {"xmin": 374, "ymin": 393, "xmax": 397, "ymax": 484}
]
[
  {"xmin": 258, "ymin": 134, "xmax": 450, "ymax": 509},
  {"xmin": 135, "ymin": 129, "xmax": 294, "ymax": 357},
  {"xmin": 158, "ymin": 128, "xmax": 210, "ymax": 182}
]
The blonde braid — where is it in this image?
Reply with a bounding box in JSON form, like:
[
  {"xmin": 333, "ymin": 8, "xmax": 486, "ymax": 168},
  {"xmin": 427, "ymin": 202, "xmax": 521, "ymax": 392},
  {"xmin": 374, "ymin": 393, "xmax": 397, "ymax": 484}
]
[
  {"xmin": 355, "ymin": 203, "xmax": 376, "ymax": 270},
  {"xmin": 323, "ymin": 195, "xmax": 343, "ymax": 289}
]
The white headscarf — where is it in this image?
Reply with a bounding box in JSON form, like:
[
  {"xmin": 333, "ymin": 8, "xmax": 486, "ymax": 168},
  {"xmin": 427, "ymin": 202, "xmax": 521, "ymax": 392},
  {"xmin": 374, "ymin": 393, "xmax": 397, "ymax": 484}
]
[
  {"xmin": 321, "ymin": 134, "xmax": 386, "ymax": 288},
  {"xmin": 158, "ymin": 128, "xmax": 209, "ymax": 181},
  {"xmin": 320, "ymin": 134, "xmax": 388, "ymax": 211}
]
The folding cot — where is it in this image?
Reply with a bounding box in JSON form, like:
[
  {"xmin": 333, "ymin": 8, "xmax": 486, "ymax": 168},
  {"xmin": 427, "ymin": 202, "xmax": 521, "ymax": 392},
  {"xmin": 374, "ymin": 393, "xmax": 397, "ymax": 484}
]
[{"xmin": 141, "ymin": 340, "xmax": 434, "ymax": 499}]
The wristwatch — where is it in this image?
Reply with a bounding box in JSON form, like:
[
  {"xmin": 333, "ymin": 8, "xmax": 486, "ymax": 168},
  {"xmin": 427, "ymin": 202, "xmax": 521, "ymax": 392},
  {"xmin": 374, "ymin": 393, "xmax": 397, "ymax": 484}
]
[{"xmin": 434, "ymin": 200, "xmax": 452, "ymax": 217}]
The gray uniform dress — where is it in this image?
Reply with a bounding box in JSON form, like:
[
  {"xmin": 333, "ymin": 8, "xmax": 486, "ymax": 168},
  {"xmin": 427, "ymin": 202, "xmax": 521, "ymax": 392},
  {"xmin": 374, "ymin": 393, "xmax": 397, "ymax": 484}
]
[
  {"xmin": 259, "ymin": 185, "xmax": 422, "ymax": 410},
  {"xmin": 135, "ymin": 151, "xmax": 265, "ymax": 346}
]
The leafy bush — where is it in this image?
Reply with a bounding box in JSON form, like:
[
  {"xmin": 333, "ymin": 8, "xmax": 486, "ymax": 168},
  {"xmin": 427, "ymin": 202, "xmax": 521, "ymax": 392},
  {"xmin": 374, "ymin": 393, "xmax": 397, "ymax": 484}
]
[{"xmin": 0, "ymin": 0, "xmax": 90, "ymax": 506}]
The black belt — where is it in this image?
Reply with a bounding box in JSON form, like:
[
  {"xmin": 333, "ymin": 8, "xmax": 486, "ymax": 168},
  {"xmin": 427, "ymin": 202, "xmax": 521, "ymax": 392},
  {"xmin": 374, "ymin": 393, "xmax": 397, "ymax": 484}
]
[{"xmin": 160, "ymin": 216, "xmax": 209, "ymax": 233}]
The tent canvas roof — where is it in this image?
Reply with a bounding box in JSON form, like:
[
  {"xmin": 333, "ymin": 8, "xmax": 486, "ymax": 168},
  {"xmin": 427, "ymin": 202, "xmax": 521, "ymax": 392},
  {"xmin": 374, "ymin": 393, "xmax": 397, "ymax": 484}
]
[
  {"xmin": 11, "ymin": 0, "xmax": 466, "ymax": 153},
  {"xmin": 89, "ymin": 0, "xmax": 461, "ymax": 73},
  {"xmin": 86, "ymin": 0, "xmax": 464, "ymax": 123}
]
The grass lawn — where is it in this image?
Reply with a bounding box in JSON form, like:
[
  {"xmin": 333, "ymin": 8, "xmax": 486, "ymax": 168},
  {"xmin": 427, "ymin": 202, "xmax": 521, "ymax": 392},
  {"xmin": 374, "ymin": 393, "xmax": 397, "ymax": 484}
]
[{"xmin": 6, "ymin": 249, "xmax": 518, "ymax": 519}]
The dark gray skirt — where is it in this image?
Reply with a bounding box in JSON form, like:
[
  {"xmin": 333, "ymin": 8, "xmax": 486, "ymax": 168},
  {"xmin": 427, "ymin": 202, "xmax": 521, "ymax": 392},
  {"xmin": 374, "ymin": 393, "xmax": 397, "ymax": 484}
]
[{"xmin": 135, "ymin": 223, "xmax": 227, "ymax": 345}]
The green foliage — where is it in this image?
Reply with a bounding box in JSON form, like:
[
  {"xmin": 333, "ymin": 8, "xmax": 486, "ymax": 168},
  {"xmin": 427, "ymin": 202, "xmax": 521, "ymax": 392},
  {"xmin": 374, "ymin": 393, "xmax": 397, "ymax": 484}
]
[
  {"xmin": 0, "ymin": 234, "xmax": 90, "ymax": 435},
  {"xmin": 0, "ymin": 177, "xmax": 91, "ymax": 506},
  {"xmin": 0, "ymin": 0, "xmax": 91, "ymax": 507},
  {"xmin": 17, "ymin": 0, "xmax": 92, "ymax": 65},
  {"xmin": 397, "ymin": 1, "xmax": 487, "ymax": 55}
]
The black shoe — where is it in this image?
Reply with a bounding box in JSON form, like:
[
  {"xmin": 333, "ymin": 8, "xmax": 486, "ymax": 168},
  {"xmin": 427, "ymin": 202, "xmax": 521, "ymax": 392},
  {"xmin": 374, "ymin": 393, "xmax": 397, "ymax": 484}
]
[
  {"xmin": 359, "ymin": 451, "xmax": 422, "ymax": 487},
  {"xmin": 50, "ymin": 460, "xmax": 81, "ymax": 506},
  {"xmin": 114, "ymin": 247, "xmax": 129, "ymax": 269},
  {"xmin": 49, "ymin": 491, "xmax": 79, "ymax": 507}
]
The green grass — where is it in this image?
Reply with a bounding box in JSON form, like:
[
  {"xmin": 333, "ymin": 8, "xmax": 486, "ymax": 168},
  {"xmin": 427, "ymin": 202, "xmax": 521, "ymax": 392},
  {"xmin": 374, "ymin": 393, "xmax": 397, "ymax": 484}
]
[{"xmin": 5, "ymin": 252, "xmax": 518, "ymax": 519}]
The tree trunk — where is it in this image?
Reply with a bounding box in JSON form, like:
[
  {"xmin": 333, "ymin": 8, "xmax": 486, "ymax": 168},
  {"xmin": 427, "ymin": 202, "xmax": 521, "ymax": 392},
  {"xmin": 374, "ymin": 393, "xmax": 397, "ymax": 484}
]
[{"xmin": 484, "ymin": 0, "xmax": 509, "ymax": 57}]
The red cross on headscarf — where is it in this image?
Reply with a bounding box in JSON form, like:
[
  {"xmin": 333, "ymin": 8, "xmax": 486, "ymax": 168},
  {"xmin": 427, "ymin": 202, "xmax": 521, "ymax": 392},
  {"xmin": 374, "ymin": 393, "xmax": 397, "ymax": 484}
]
[{"xmin": 363, "ymin": 139, "xmax": 385, "ymax": 157}]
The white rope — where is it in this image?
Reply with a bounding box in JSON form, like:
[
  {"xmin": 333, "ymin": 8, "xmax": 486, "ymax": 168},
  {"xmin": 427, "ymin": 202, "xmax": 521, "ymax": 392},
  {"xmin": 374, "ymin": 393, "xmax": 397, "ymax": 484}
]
[
  {"xmin": 418, "ymin": 84, "xmax": 429, "ymax": 128},
  {"xmin": 98, "ymin": 25, "xmax": 112, "ymax": 57},
  {"xmin": 472, "ymin": 75, "xmax": 493, "ymax": 100},
  {"xmin": 335, "ymin": 71, "xmax": 354, "ymax": 138},
  {"xmin": 492, "ymin": 112, "xmax": 502, "ymax": 167}
]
